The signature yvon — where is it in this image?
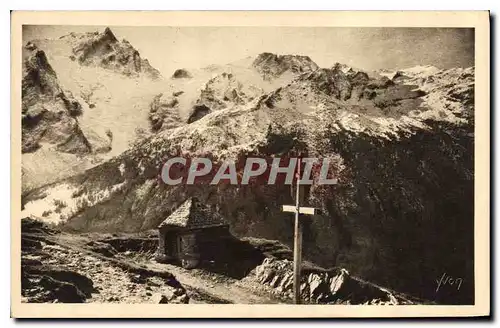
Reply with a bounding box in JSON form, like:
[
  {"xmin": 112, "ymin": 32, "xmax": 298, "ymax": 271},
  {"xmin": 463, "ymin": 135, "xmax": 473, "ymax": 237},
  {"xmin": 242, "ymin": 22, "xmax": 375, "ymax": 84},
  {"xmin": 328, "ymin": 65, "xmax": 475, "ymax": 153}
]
[{"xmin": 436, "ymin": 273, "xmax": 463, "ymax": 292}]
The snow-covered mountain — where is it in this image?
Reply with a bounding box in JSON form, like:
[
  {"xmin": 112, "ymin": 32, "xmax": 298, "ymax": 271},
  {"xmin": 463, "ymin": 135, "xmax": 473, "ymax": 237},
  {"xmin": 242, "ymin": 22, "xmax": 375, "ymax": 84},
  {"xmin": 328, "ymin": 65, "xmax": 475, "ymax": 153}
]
[{"xmin": 21, "ymin": 27, "xmax": 474, "ymax": 305}]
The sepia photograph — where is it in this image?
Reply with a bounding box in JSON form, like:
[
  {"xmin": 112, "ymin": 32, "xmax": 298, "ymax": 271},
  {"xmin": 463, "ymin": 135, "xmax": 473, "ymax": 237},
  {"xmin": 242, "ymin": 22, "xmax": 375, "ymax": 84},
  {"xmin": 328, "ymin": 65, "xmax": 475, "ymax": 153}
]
[{"xmin": 11, "ymin": 11, "xmax": 490, "ymax": 318}]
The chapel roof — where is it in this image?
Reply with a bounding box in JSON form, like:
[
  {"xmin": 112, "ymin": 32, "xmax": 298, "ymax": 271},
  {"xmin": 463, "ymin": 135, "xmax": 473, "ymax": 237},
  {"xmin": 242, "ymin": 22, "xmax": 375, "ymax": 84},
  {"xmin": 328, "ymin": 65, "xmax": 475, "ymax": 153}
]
[{"xmin": 158, "ymin": 198, "xmax": 228, "ymax": 230}]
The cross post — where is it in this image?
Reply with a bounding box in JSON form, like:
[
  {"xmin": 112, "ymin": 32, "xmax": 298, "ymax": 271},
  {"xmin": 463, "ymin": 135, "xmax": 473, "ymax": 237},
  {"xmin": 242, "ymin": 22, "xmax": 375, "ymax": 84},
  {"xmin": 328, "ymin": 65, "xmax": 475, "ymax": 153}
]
[{"xmin": 281, "ymin": 159, "xmax": 318, "ymax": 304}]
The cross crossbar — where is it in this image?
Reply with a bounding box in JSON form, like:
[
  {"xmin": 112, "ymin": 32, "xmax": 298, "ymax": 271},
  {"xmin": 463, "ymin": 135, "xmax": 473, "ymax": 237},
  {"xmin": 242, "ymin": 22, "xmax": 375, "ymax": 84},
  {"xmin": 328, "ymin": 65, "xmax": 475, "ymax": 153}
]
[{"xmin": 282, "ymin": 205, "xmax": 317, "ymax": 215}]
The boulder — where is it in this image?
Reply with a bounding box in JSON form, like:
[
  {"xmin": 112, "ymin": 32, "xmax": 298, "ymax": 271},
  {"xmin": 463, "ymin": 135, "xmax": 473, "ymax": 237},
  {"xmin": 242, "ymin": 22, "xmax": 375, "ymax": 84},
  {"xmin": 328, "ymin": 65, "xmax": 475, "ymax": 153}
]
[
  {"xmin": 86, "ymin": 241, "xmax": 118, "ymax": 257},
  {"xmin": 151, "ymin": 293, "xmax": 170, "ymax": 304},
  {"xmin": 171, "ymin": 69, "xmax": 192, "ymax": 79},
  {"xmin": 26, "ymin": 267, "xmax": 95, "ymax": 297},
  {"xmin": 37, "ymin": 276, "xmax": 87, "ymax": 303}
]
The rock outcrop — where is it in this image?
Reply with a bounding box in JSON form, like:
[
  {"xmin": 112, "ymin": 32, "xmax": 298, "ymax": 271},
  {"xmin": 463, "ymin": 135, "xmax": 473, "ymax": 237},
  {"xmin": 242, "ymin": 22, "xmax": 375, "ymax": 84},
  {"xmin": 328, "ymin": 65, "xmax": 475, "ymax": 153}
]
[
  {"xmin": 67, "ymin": 27, "xmax": 161, "ymax": 80},
  {"xmin": 303, "ymin": 67, "xmax": 353, "ymax": 100},
  {"xmin": 253, "ymin": 258, "xmax": 417, "ymax": 304},
  {"xmin": 288, "ymin": 65, "xmax": 426, "ymax": 119},
  {"xmin": 171, "ymin": 69, "xmax": 192, "ymax": 79},
  {"xmin": 187, "ymin": 72, "xmax": 264, "ymax": 123},
  {"xmin": 252, "ymin": 52, "xmax": 319, "ymax": 80},
  {"xmin": 148, "ymin": 93, "xmax": 183, "ymax": 131},
  {"xmin": 22, "ymin": 42, "xmax": 90, "ymax": 154}
]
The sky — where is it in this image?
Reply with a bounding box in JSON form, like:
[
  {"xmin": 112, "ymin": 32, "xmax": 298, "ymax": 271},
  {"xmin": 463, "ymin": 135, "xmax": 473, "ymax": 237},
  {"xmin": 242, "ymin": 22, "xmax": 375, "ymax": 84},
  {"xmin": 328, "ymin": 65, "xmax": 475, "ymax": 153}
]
[{"xmin": 23, "ymin": 26, "xmax": 474, "ymax": 76}]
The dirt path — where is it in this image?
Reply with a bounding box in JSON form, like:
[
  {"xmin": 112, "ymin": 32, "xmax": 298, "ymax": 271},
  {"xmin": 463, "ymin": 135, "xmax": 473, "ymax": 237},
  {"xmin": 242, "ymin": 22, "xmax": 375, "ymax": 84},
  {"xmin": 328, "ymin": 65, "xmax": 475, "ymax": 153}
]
[
  {"xmin": 144, "ymin": 260, "xmax": 283, "ymax": 304},
  {"xmin": 48, "ymin": 233, "xmax": 284, "ymax": 304}
]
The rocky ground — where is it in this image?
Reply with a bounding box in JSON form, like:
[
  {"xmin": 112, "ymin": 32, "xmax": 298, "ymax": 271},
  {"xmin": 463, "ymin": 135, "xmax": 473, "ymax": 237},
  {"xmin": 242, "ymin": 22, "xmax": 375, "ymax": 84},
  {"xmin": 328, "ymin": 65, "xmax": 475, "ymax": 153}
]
[
  {"xmin": 249, "ymin": 258, "xmax": 420, "ymax": 305},
  {"xmin": 21, "ymin": 218, "xmax": 188, "ymax": 304},
  {"xmin": 21, "ymin": 217, "xmax": 424, "ymax": 304}
]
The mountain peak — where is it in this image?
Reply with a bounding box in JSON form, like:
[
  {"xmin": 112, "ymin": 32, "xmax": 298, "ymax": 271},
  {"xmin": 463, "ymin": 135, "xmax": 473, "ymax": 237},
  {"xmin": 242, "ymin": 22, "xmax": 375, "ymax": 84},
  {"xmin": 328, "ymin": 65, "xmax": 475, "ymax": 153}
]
[
  {"xmin": 102, "ymin": 27, "xmax": 118, "ymax": 43},
  {"xmin": 69, "ymin": 28, "xmax": 161, "ymax": 80},
  {"xmin": 252, "ymin": 52, "xmax": 319, "ymax": 79},
  {"xmin": 332, "ymin": 62, "xmax": 356, "ymax": 75},
  {"xmin": 300, "ymin": 67, "xmax": 354, "ymax": 96}
]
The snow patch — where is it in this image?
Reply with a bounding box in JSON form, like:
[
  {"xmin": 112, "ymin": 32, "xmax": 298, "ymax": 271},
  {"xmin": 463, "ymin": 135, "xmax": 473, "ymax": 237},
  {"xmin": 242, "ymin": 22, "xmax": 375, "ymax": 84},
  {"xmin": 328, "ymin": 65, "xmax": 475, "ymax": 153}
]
[
  {"xmin": 118, "ymin": 163, "xmax": 126, "ymax": 176},
  {"xmin": 22, "ymin": 181, "xmax": 127, "ymax": 225},
  {"xmin": 22, "ymin": 183, "xmax": 78, "ymax": 224},
  {"xmin": 378, "ymin": 70, "xmax": 396, "ymax": 79},
  {"xmin": 401, "ymin": 65, "xmax": 440, "ymax": 78},
  {"xmin": 338, "ymin": 112, "xmax": 365, "ymax": 133},
  {"xmin": 135, "ymin": 179, "xmax": 155, "ymax": 200},
  {"xmin": 137, "ymin": 161, "xmax": 145, "ymax": 175}
]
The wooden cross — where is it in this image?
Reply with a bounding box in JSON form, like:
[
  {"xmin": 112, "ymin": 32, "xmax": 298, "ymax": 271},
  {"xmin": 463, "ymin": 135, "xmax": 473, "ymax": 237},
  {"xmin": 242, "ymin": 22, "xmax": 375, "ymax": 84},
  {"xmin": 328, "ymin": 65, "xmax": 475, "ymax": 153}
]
[{"xmin": 281, "ymin": 159, "xmax": 318, "ymax": 304}]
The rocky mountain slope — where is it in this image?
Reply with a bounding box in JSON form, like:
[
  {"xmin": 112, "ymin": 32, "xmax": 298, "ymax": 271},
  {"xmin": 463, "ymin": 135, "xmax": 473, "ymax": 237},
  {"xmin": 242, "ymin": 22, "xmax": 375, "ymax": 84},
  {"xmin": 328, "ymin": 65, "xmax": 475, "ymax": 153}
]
[
  {"xmin": 21, "ymin": 28, "xmax": 312, "ymax": 193},
  {"xmin": 22, "ymin": 28, "xmax": 167, "ymax": 193},
  {"xmin": 63, "ymin": 27, "xmax": 161, "ymax": 80},
  {"xmin": 22, "ymin": 42, "xmax": 88, "ymax": 155},
  {"xmin": 21, "ymin": 35, "xmax": 474, "ymax": 305}
]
